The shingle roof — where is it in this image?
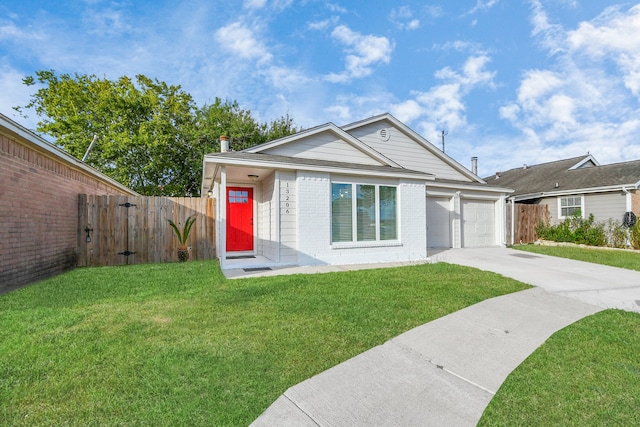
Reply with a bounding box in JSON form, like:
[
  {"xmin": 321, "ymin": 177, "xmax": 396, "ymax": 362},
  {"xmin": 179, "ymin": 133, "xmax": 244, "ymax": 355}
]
[{"xmin": 483, "ymin": 155, "xmax": 640, "ymax": 198}]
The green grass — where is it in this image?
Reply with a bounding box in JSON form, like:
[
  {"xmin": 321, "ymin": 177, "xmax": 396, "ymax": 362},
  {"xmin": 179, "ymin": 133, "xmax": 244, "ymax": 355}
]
[
  {"xmin": 514, "ymin": 244, "xmax": 640, "ymax": 271},
  {"xmin": 479, "ymin": 309, "xmax": 640, "ymax": 426},
  {"xmin": 0, "ymin": 261, "xmax": 528, "ymax": 426}
]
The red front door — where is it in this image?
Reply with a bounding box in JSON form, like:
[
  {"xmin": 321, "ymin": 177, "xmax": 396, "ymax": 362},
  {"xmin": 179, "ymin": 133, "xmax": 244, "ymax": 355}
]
[{"xmin": 226, "ymin": 187, "xmax": 254, "ymax": 252}]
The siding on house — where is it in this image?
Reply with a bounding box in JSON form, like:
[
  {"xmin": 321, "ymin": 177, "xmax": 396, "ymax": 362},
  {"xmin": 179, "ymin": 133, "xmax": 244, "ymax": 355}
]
[
  {"xmin": 261, "ymin": 131, "xmax": 383, "ymax": 166},
  {"xmin": 539, "ymin": 191, "xmax": 629, "ymax": 225},
  {"xmin": 347, "ymin": 122, "xmax": 473, "ymax": 181},
  {"xmin": 278, "ymin": 171, "xmax": 297, "ymax": 264},
  {"xmin": 258, "ymin": 171, "xmax": 278, "ymax": 261},
  {"xmin": 0, "ymin": 118, "xmax": 135, "ymax": 292},
  {"xmin": 585, "ymin": 191, "xmax": 627, "ymax": 223}
]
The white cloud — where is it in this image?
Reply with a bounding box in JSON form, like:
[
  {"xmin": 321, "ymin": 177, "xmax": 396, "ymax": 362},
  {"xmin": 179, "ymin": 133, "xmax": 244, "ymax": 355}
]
[
  {"xmin": 0, "ymin": 64, "xmax": 38, "ymax": 128},
  {"xmin": 390, "ymin": 6, "xmax": 420, "ymax": 30},
  {"xmin": 391, "ymin": 55, "xmax": 496, "ymax": 136},
  {"xmin": 214, "ymin": 22, "xmax": 273, "ymax": 64},
  {"xmin": 244, "ymin": 0, "xmax": 267, "ymax": 9},
  {"xmin": 308, "ymin": 16, "xmax": 340, "ymax": 31},
  {"xmin": 467, "ymin": 0, "xmax": 500, "ymax": 15},
  {"xmin": 567, "ymin": 4, "xmax": 640, "ymax": 97},
  {"xmin": 325, "ymin": 25, "xmax": 393, "ymax": 83},
  {"xmin": 501, "ymin": 2, "xmax": 640, "ymax": 167}
]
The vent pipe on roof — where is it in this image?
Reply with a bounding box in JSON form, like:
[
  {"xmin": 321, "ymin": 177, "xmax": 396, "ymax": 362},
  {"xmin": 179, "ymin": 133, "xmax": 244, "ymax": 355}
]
[
  {"xmin": 471, "ymin": 156, "xmax": 478, "ymax": 175},
  {"xmin": 220, "ymin": 135, "xmax": 229, "ymax": 153}
]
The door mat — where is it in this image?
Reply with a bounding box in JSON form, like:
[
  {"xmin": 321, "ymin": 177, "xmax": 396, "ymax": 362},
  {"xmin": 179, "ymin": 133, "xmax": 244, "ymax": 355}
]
[
  {"xmin": 227, "ymin": 255, "xmax": 256, "ymax": 259},
  {"xmin": 243, "ymin": 267, "xmax": 272, "ymax": 272}
]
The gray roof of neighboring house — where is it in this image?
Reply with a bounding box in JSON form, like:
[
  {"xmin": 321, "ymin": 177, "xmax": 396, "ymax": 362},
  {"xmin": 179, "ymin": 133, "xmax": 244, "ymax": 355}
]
[{"xmin": 483, "ymin": 155, "xmax": 640, "ymax": 199}]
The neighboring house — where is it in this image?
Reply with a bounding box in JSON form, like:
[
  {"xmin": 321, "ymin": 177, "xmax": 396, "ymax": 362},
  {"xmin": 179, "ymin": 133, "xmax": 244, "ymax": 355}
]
[
  {"xmin": 483, "ymin": 155, "xmax": 640, "ymax": 242},
  {"xmin": 0, "ymin": 113, "xmax": 137, "ymax": 292},
  {"xmin": 201, "ymin": 113, "xmax": 512, "ymax": 269}
]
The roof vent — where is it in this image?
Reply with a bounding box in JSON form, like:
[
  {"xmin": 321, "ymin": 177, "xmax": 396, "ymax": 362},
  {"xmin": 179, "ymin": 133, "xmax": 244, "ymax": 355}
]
[{"xmin": 377, "ymin": 128, "xmax": 390, "ymax": 142}]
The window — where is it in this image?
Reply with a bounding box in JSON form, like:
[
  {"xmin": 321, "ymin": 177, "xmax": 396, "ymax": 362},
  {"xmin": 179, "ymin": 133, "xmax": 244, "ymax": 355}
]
[
  {"xmin": 559, "ymin": 196, "xmax": 582, "ymax": 218},
  {"xmin": 331, "ymin": 183, "xmax": 397, "ymax": 243},
  {"xmin": 229, "ymin": 190, "xmax": 249, "ymax": 204}
]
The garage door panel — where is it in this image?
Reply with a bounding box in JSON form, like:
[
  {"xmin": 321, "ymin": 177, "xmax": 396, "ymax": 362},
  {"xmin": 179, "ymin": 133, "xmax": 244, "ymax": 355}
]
[
  {"xmin": 427, "ymin": 197, "xmax": 451, "ymax": 248},
  {"xmin": 462, "ymin": 200, "xmax": 495, "ymax": 247}
]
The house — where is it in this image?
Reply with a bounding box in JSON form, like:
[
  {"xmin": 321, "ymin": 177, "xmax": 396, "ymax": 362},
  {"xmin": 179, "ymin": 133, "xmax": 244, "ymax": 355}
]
[
  {"xmin": 201, "ymin": 113, "xmax": 512, "ymax": 270},
  {"xmin": 483, "ymin": 155, "xmax": 640, "ymax": 243}
]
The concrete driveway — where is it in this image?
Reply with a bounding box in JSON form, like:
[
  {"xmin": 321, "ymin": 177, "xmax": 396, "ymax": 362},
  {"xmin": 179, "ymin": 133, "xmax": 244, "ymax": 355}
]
[
  {"xmin": 250, "ymin": 247, "xmax": 640, "ymax": 426},
  {"xmin": 431, "ymin": 247, "xmax": 640, "ymax": 313}
]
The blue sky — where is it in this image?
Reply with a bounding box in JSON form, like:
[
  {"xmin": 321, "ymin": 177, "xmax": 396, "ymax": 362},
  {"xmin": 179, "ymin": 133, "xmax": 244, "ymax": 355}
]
[{"xmin": 1, "ymin": 0, "xmax": 640, "ymax": 177}]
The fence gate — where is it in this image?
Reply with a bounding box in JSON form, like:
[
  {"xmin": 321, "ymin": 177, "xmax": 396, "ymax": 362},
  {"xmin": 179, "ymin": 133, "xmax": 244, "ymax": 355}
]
[
  {"xmin": 508, "ymin": 203, "xmax": 549, "ymax": 244},
  {"xmin": 78, "ymin": 195, "xmax": 215, "ymax": 267}
]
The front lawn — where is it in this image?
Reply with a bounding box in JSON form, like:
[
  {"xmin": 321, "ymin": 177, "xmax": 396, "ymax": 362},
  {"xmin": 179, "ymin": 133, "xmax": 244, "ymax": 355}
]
[
  {"xmin": 479, "ymin": 309, "xmax": 640, "ymax": 426},
  {"xmin": 0, "ymin": 261, "xmax": 528, "ymax": 426},
  {"xmin": 514, "ymin": 244, "xmax": 640, "ymax": 271}
]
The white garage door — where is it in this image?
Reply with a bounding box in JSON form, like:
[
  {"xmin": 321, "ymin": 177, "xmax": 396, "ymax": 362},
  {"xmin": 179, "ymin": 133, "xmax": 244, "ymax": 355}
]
[
  {"xmin": 426, "ymin": 197, "xmax": 451, "ymax": 248},
  {"xmin": 462, "ymin": 199, "xmax": 495, "ymax": 247}
]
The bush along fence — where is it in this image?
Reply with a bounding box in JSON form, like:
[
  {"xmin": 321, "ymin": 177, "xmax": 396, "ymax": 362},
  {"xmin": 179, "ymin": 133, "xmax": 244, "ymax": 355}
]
[
  {"xmin": 536, "ymin": 210, "xmax": 640, "ymax": 249},
  {"xmin": 78, "ymin": 195, "xmax": 216, "ymax": 267}
]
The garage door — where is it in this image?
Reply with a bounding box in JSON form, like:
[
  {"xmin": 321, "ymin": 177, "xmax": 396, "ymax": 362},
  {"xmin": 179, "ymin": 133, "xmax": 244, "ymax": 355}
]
[
  {"xmin": 426, "ymin": 197, "xmax": 451, "ymax": 248},
  {"xmin": 461, "ymin": 199, "xmax": 495, "ymax": 247}
]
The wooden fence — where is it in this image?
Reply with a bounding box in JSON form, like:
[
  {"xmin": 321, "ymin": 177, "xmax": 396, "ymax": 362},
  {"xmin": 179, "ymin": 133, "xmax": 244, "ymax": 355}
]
[
  {"xmin": 508, "ymin": 203, "xmax": 549, "ymax": 244},
  {"xmin": 78, "ymin": 195, "xmax": 215, "ymax": 267}
]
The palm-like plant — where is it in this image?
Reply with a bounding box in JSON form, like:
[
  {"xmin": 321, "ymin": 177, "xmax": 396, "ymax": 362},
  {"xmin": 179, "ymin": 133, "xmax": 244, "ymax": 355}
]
[{"xmin": 168, "ymin": 216, "xmax": 197, "ymax": 262}]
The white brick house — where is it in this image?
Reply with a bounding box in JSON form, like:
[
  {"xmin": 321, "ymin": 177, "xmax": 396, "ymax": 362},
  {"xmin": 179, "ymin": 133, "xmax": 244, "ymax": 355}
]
[{"xmin": 201, "ymin": 113, "xmax": 511, "ymax": 270}]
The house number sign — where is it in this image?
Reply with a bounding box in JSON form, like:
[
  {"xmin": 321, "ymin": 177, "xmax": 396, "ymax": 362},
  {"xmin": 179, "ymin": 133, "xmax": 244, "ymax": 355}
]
[{"xmin": 280, "ymin": 175, "xmax": 295, "ymax": 216}]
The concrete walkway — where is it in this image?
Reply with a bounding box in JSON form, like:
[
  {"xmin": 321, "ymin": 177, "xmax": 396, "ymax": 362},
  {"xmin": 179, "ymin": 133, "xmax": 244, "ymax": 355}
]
[{"xmin": 250, "ymin": 247, "xmax": 640, "ymax": 426}]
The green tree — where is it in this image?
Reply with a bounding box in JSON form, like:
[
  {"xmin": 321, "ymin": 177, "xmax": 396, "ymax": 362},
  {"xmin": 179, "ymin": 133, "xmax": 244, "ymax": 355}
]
[
  {"xmin": 17, "ymin": 71, "xmax": 298, "ymax": 196},
  {"xmin": 195, "ymin": 98, "xmax": 297, "ymax": 152},
  {"xmin": 17, "ymin": 71, "xmax": 197, "ymax": 195}
]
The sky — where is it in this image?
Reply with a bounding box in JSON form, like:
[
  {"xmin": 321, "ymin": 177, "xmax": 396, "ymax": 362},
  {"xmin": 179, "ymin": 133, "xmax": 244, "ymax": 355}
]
[{"xmin": 2, "ymin": 0, "xmax": 640, "ymax": 178}]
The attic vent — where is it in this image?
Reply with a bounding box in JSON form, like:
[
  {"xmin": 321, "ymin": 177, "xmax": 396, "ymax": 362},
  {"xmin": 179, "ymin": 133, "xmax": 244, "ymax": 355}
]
[{"xmin": 377, "ymin": 128, "xmax": 390, "ymax": 142}]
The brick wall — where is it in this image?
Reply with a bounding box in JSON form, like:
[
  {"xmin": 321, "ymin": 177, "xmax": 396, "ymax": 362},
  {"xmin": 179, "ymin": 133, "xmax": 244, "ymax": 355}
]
[
  {"xmin": 0, "ymin": 124, "xmax": 133, "ymax": 293},
  {"xmin": 632, "ymin": 190, "xmax": 640, "ymax": 216}
]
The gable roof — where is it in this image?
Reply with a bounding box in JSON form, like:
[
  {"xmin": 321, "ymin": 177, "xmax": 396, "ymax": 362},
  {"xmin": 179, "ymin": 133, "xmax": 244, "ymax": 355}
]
[
  {"xmin": 243, "ymin": 122, "xmax": 401, "ymax": 167},
  {"xmin": 484, "ymin": 155, "xmax": 640, "ymax": 200},
  {"xmin": 201, "ymin": 152, "xmax": 434, "ymax": 192},
  {"xmin": 342, "ymin": 113, "xmax": 485, "ymax": 183}
]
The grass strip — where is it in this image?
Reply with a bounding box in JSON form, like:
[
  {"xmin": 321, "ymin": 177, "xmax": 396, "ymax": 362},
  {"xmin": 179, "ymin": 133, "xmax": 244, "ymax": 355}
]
[
  {"xmin": 0, "ymin": 261, "xmax": 528, "ymax": 426},
  {"xmin": 479, "ymin": 309, "xmax": 640, "ymax": 426},
  {"xmin": 514, "ymin": 244, "xmax": 640, "ymax": 271}
]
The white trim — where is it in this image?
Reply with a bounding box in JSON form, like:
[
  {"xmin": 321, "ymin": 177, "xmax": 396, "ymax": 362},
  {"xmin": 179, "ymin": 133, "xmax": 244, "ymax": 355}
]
[
  {"xmin": 341, "ymin": 113, "xmax": 486, "ymax": 184},
  {"xmin": 331, "ymin": 241, "xmax": 402, "ymax": 249},
  {"xmin": 557, "ymin": 194, "xmax": 584, "ymax": 219},
  {"xmin": 203, "ymin": 154, "xmax": 434, "ymax": 181},
  {"xmin": 568, "ymin": 155, "xmax": 600, "ymax": 170},
  {"xmin": 330, "ymin": 181, "xmax": 399, "ymax": 244},
  {"xmin": 219, "ymin": 166, "xmax": 227, "ymax": 268},
  {"xmin": 426, "ymin": 181, "xmax": 512, "ymax": 194},
  {"xmin": 243, "ymin": 122, "xmax": 402, "ymax": 168},
  {"xmin": 511, "ymin": 183, "xmax": 639, "ymax": 202}
]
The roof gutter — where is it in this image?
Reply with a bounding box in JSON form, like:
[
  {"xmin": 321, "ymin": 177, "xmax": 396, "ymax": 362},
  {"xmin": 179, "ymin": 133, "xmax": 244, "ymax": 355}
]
[
  {"xmin": 202, "ymin": 155, "xmax": 435, "ymax": 181},
  {"xmin": 509, "ymin": 183, "xmax": 640, "ymax": 202}
]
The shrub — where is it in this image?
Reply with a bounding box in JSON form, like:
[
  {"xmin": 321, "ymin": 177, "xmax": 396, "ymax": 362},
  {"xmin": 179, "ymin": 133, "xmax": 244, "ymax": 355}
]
[
  {"xmin": 606, "ymin": 219, "xmax": 629, "ymax": 248},
  {"xmin": 631, "ymin": 221, "xmax": 640, "ymax": 250},
  {"xmin": 535, "ymin": 211, "xmax": 606, "ymax": 247}
]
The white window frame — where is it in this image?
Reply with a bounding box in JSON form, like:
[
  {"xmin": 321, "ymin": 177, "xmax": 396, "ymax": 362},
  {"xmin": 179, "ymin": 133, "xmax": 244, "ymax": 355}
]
[
  {"xmin": 558, "ymin": 195, "xmax": 584, "ymax": 219},
  {"xmin": 331, "ymin": 181, "xmax": 399, "ymax": 247}
]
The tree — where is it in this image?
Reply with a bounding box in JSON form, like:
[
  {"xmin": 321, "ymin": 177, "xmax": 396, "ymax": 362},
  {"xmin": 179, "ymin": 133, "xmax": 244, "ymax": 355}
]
[
  {"xmin": 195, "ymin": 98, "xmax": 297, "ymax": 152},
  {"xmin": 17, "ymin": 71, "xmax": 298, "ymax": 196},
  {"xmin": 17, "ymin": 71, "xmax": 197, "ymax": 195}
]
